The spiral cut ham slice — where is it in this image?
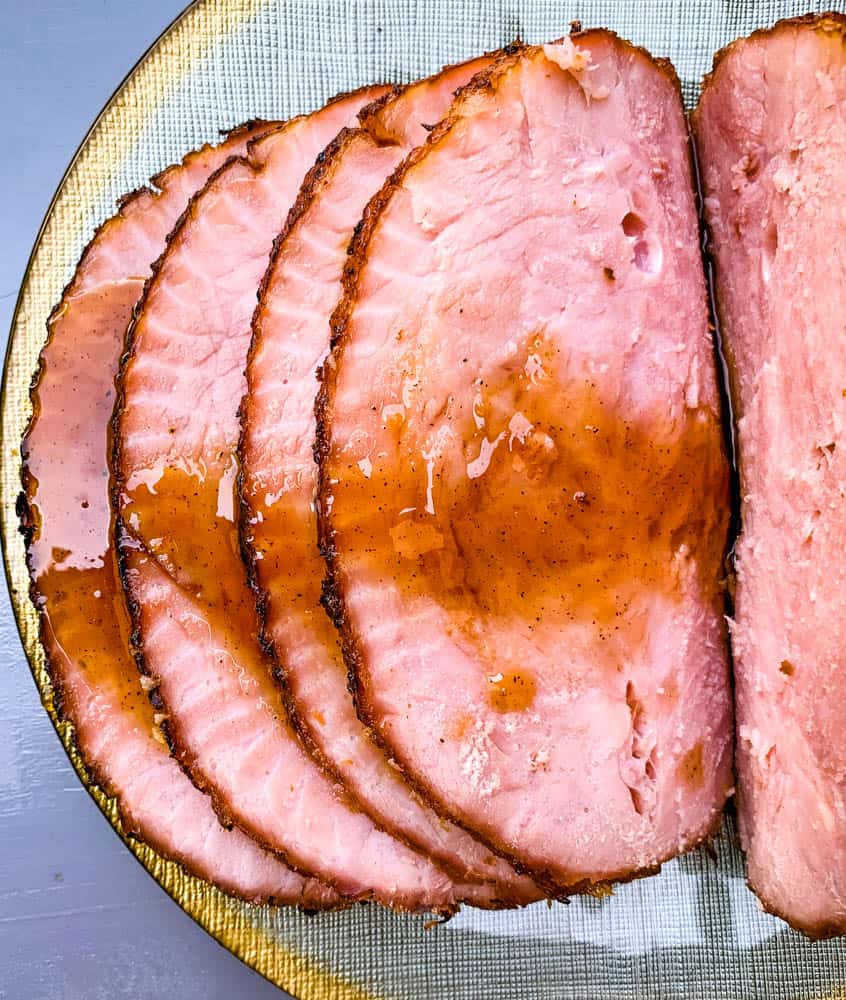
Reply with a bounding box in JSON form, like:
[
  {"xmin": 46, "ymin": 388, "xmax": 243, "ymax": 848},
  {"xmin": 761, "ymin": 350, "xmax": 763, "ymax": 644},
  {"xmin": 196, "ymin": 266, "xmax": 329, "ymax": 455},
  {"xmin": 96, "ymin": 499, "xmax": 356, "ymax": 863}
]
[
  {"xmin": 694, "ymin": 13, "xmax": 846, "ymax": 938},
  {"xmin": 317, "ymin": 33, "xmax": 733, "ymax": 895},
  {"xmin": 113, "ymin": 86, "xmax": 498, "ymax": 910},
  {"xmin": 20, "ymin": 123, "xmax": 336, "ymax": 906},
  {"xmin": 239, "ymin": 57, "xmax": 541, "ymax": 903}
]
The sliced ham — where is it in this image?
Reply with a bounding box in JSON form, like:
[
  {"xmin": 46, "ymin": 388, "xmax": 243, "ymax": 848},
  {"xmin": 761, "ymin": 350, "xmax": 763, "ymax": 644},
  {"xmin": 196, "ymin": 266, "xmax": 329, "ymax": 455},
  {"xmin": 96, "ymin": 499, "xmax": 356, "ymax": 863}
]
[
  {"xmin": 239, "ymin": 58, "xmax": 540, "ymax": 903},
  {"xmin": 694, "ymin": 13, "xmax": 846, "ymax": 937},
  {"xmin": 19, "ymin": 124, "xmax": 336, "ymax": 906},
  {"xmin": 113, "ymin": 87, "xmax": 495, "ymax": 910},
  {"xmin": 317, "ymin": 33, "xmax": 733, "ymax": 894}
]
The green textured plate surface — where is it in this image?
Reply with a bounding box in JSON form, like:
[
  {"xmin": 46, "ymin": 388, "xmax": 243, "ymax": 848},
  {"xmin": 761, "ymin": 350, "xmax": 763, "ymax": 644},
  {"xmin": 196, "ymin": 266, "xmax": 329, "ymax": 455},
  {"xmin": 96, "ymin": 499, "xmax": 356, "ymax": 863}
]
[{"xmin": 3, "ymin": 1, "xmax": 846, "ymax": 996}]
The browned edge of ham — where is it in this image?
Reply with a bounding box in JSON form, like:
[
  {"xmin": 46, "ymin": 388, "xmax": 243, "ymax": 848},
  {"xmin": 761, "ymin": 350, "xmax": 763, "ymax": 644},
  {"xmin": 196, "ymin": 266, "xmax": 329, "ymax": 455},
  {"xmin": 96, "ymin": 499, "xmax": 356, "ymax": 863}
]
[
  {"xmin": 707, "ymin": 10, "xmax": 846, "ymax": 83},
  {"xmin": 238, "ymin": 112, "xmax": 403, "ymax": 745},
  {"xmin": 18, "ymin": 124, "xmax": 338, "ymax": 907},
  {"xmin": 694, "ymin": 10, "xmax": 846, "ymax": 940},
  {"xmin": 316, "ymin": 32, "xmax": 732, "ymax": 899},
  {"xmin": 110, "ymin": 112, "xmax": 345, "ymax": 870},
  {"xmin": 110, "ymin": 86, "xmax": 500, "ymax": 913},
  {"xmin": 236, "ymin": 58, "xmax": 544, "ymax": 905}
]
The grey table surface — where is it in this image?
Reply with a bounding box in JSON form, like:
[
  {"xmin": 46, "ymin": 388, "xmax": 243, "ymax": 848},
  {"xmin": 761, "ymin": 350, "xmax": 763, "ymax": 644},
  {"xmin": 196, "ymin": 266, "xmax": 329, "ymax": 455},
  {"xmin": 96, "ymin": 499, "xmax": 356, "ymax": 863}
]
[{"xmin": 0, "ymin": 2, "xmax": 289, "ymax": 997}]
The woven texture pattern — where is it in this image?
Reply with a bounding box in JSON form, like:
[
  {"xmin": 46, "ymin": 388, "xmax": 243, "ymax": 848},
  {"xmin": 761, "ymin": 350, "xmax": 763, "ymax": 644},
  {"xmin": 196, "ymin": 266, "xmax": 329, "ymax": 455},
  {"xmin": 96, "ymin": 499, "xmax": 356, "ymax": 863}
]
[{"xmin": 2, "ymin": 1, "xmax": 846, "ymax": 997}]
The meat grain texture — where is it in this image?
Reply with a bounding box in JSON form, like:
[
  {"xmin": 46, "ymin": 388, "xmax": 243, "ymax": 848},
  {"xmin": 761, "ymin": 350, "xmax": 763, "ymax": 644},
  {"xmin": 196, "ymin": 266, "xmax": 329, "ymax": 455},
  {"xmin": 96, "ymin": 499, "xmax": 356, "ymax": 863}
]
[
  {"xmin": 19, "ymin": 124, "xmax": 336, "ymax": 906},
  {"xmin": 239, "ymin": 57, "xmax": 540, "ymax": 903},
  {"xmin": 318, "ymin": 34, "xmax": 733, "ymax": 894},
  {"xmin": 694, "ymin": 12, "xmax": 846, "ymax": 937},
  {"xmin": 112, "ymin": 86, "xmax": 501, "ymax": 911}
]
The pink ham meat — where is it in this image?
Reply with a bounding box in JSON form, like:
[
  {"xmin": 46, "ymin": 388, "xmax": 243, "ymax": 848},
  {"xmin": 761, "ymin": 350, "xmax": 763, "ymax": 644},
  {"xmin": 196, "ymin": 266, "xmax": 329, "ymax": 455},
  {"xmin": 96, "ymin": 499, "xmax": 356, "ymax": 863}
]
[
  {"xmin": 113, "ymin": 87, "xmax": 495, "ymax": 911},
  {"xmin": 239, "ymin": 59, "xmax": 540, "ymax": 903},
  {"xmin": 19, "ymin": 124, "xmax": 336, "ymax": 906},
  {"xmin": 694, "ymin": 13, "xmax": 846, "ymax": 937},
  {"xmin": 317, "ymin": 33, "xmax": 733, "ymax": 895}
]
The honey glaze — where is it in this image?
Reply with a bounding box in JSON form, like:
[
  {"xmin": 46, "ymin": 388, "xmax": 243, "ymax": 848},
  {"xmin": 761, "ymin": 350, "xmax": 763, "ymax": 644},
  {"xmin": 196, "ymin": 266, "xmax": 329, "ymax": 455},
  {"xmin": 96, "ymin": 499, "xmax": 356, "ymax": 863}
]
[
  {"xmin": 488, "ymin": 670, "xmax": 536, "ymax": 713},
  {"xmin": 332, "ymin": 332, "xmax": 729, "ymax": 640},
  {"xmin": 37, "ymin": 560, "xmax": 151, "ymax": 719},
  {"xmin": 24, "ymin": 281, "xmax": 154, "ymax": 724},
  {"xmin": 246, "ymin": 477, "xmax": 340, "ymax": 653},
  {"xmin": 677, "ymin": 742, "xmax": 704, "ymax": 788},
  {"xmin": 121, "ymin": 456, "xmax": 260, "ymax": 641}
]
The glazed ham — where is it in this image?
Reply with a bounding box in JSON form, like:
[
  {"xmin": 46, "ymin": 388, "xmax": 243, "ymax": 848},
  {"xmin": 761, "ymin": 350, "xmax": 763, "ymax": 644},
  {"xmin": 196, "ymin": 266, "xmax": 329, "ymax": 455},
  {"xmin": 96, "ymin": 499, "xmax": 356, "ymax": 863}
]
[
  {"xmin": 19, "ymin": 124, "xmax": 336, "ymax": 906},
  {"xmin": 694, "ymin": 13, "xmax": 846, "ymax": 937},
  {"xmin": 317, "ymin": 34, "xmax": 733, "ymax": 894},
  {"xmin": 113, "ymin": 87, "xmax": 500, "ymax": 910},
  {"xmin": 239, "ymin": 59, "xmax": 540, "ymax": 902}
]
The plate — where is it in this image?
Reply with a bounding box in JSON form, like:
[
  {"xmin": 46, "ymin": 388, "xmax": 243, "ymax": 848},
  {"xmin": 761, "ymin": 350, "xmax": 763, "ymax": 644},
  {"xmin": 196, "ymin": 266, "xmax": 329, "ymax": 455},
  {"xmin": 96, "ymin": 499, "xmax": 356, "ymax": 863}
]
[{"xmin": 3, "ymin": 1, "xmax": 846, "ymax": 997}]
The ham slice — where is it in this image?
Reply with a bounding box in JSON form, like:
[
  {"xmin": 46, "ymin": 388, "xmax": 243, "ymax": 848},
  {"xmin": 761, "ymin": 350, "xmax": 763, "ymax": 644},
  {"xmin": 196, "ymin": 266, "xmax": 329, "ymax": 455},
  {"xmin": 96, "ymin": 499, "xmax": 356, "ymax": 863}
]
[
  {"xmin": 20, "ymin": 124, "xmax": 336, "ymax": 906},
  {"xmin": 239, "ymin": 58, "xmax": 540, "ymax": 903},
  {"xmin": 113, "ymin": 87, "xmax": 497, "ymax": 910},
  {"xmin": 694, "ymin": 12, "xmax": 846, "ymax": 937},
  {"xmin": 317, "ymin": 33, "xmax": 733, "ymax": 895}
]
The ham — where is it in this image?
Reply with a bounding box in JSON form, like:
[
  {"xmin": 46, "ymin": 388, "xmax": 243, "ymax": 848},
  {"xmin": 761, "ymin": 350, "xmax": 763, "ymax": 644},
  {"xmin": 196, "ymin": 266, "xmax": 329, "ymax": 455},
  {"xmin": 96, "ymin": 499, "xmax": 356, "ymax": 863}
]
[
  {"xmin": 113, "ymin": 87, "xmax": 498, "ymax": 910},
  {"xmin": 694, "ymin": 12, "xmax": 846, "ymax": 937},
  {"xmin": 19, "ymin": 123, "xmax": 336, "ymax": 906},
  {"xmin": 317, "ymin": 33, "xmax": 733, "ymax": 895},
  {"xmin": 239, "ymin": 57, "xmax": 540, "ymax": 903}
]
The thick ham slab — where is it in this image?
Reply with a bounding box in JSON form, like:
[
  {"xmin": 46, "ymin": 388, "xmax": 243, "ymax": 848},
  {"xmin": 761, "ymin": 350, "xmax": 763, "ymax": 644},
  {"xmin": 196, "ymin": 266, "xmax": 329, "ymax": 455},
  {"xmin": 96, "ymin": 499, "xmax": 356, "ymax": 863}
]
[
  {"xmin": 317, "ymin": 34, "xmax": 733, "ymax": 895},
  {"xmin": 694, "ymin": 13, "xmax": 846, "ymax": 938},
  {"xmin": 113, "ymin": 87, "xmax": 496, "ymax": 911},
  {"xmin": 239, "ymin": 59, "xmax": 540, "ymax": 903},
  {"xmin": 19, "ymin": 124, "xmax": 336, "ymax": 906}
]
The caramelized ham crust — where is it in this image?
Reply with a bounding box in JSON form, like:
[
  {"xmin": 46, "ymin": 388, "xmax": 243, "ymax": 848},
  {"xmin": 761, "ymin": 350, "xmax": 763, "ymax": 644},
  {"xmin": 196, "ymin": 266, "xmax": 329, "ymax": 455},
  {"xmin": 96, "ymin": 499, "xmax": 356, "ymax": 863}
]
[
  {"xmin": 239, "ymin": 58, "xmax": 540, "ymax": 902},
  {"xmin": 694, "ymin": 13, "xmax": 846, "ymax": 938},
  {"xmin": 113, "ymin": 87, "xmax": 498, "ymax": 911},
  {"xmin": 20, "ymin": 124, "xmax": 336, "ymax": 906},
  {"xmin": 317, "ymin": 34, "xmax": 733, "ymax": 895}
]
